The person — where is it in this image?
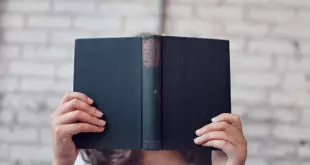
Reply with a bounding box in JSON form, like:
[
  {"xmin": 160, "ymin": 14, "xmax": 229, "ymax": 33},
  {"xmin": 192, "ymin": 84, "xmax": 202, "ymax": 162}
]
[{"xmin": 51, "ymin": 92, "xmax": 247, "ymax": 165}]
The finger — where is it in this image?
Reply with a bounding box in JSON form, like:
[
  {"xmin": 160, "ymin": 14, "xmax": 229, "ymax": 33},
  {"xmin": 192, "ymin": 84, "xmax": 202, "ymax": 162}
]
[
  {"xmin": 195, "ymin": 121, "xmax": 243, "ymax": 140},
  {"xmin": 55, "ymin": 99, "xmax": 103, "ymax": 118},
  {"xmin": 53, "ymin": 110, "xmax": 106, "ymax": 127},
  {"xmin": 202, "ymin": 140, "xmax": 234, "ymax": 154},
  {"xmin": 212, "ymin": 113, "xmax": 242, "ymax": 131},
  {"xmin": 61, "ymin": 92, "xmax": 94, "ymax": 105},
  {"xmin": 194, "ymin": 131, "xmax": 238, "ymax": 146},
  {"xmin": 54, "ymin": 123, "xmax": 105, "ymax": 138}
]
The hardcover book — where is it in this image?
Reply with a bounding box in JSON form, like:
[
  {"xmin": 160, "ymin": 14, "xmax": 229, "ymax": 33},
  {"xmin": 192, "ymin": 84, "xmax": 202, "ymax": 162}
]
[{"xmin": 72, "ymin": 35, "xmax": 231, "ymax": 151}]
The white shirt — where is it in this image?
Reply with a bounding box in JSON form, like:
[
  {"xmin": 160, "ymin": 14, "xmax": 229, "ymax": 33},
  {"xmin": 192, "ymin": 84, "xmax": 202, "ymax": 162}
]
[{"xmin": 74, "ymin": 152, "xmax": 89, "ymax": 165}]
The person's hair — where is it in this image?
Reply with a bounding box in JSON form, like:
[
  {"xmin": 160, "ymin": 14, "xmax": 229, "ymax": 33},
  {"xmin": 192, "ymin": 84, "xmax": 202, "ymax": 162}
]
[{"xmin": 81, "ymin": 149, "xmax": 211, "ymax": 165}]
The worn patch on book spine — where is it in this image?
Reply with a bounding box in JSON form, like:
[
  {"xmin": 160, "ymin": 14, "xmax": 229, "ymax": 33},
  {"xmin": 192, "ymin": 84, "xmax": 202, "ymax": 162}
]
[{"xmin": 142, "ymin": 38, "xmax": 160, "ymax": 68}]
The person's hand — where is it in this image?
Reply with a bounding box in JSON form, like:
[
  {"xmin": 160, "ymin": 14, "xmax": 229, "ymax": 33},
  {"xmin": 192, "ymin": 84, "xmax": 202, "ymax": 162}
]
[
  {"xmin": 194, "ymin": 113, "xmax": 247, "ymax": 165},
  {"xmin": 51, "ymin": 92, "xmax": 105, "ymax": 165}
]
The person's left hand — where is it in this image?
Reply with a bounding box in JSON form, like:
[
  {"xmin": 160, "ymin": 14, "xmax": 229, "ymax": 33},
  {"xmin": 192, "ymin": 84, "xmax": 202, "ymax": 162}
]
[{"xmin": 194, "ymin": 113, "xmax": 247, "ymax": 165}]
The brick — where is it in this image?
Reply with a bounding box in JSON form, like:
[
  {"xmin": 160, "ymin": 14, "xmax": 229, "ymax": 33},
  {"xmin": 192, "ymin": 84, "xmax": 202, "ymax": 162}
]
[
  {"xmin": 270, "ymin": 92, "xmax": 310, "ymax": 107},
  {"xmin": 274, "ymin": 0, "xmax": 310, "ymax": 7},
  {"xmin": 47, "ymin": 96, "xmax": 63, "ymax": 110},
  {"xmin": 232, "ymin": 105, "xmax": 247, "ymax": 116},
  {"xmin": 273, "ymin": 109, "xmax": 299, "ymax": 123},
  {"xmin": 54, "ymin": 1, "xmax": 95, "ymax": 13},
  {"xmin": 4, "ymin": 0, "xmax": 50, "ymax": 12},
  {"xmin": 0, "ymin": 127, "xmax": 37, "ymax": 142},
  {"xmin": 272, "ymin": 160, "xmax": 299, "ymax": 165},
  {"xmin": 276, "ymin": 56, "xmax": 310, "ymax": 72},
  {"xmin": 2, "ymin": 94, "xmax": 54, "ymax": 111},
  {"xmin": 196, "ymin": 6, "xmax": 243, "ymax": 20},
  {"xmin": 0, "ymin": 110, "xmax": 14, "ymax": 124},
  {"xmin": 53, "ymin": 80, "xmax": 73, "ymax": 92},
  {"xmin": 4, "ymin": 30, "xmax": 47, "ymax": 43},
  {"xmin": 8, "ymin": 62, "xmax": 55, "ymax": 77},
  {"xmin": 245, "ymin": 158, "xmax": 268, "ymax": 165},
  {"xmin": 298, "ymin": 144, "xmax": 310, "ymax": 158},
  {"xmin": 22, "ymin": 46, "xmax": 70, "ymax": 61},
  {"xmin": 262, "ymin": 144, "xmax": 295, "ymax": 157},
  {"xmin": 56, "ymin": 64, "xmax": 73, "ymax": 79},
  {"xmin": 273, "ymin": 24, "xmax": 310, "ymax": 39},
  {"xmin": 225, "ymin": 22, "xmax": 268, "ymax": 37},
  {"xmin": 27, "ymin": 16, "xmax": 71, "ymax": 28},
  {"xmin": 300, "ymin": 41, "xmax": 310, "ymax": 55},
  {"xmin": 169, "ymin": 0, "xmax": 218, "ymax": 3},
  {"xmin": 20, "ymin": 78, "xmax": 54, "ymax": 92},
  {"xmin": 0, "ymin": 13, "xmax": 24, "ymax": 28},
  {"xmin": 297, "ymin": 10, "xmax": 310, "ymax": 21},
  {"xmin": 19, "ymin": 78, "xmax": 71, "ymax": 93},
  {"xmin": 229, "ymin": 38, "xmax": 245, "ymax": 52},
  {"xmin": 247, "ymin": 109, "xmax": 272, "ymax": 122},
  {"xmin": 283, "ymin": 74, "xmax": 310, "ymax": 90},
  {"xmin": 0, "ymin": 45, "xmax": 20, "ymax": 59},
  {"xmin": 167, "ymin": 4, "xmax": 193, "ymax": 18},
  {"xmin": 0, "ymin": 161, "xmax": 12, "ymax": 165},
  {"xmin": 272, "ymin": 125, "xmax": 310, "ymax": 141},
  {"xmin": 10, "ymin": 145, "xmax": 53, "ymax": 161},
  {"xmin": 17, "ymin": 112, "xmax": 50, "ymax": 126},
  {"xmin": 226, "ymin": 0, "xmax": 271, "ymax": 3},
  {"xmin": 247, "ymin": 108, "xmax": 298, "ymax": 123},
  {"xmin": 247, "ymin": 140, "xmax": 262, "ymax": 156},
  {"xmin": 249, "ymin": 39, "xmax": 295, "ymax": 55},
  {"xmin": 0, "ymin": 143, "xmax": 9, "ymax": 158},
  {"xmin": 99, "ymin": 2, "xmax": 158, "ymax": 16},
  {"xmin": 124, "ymin": 18, "xmax": 159, "ymax": 34},
  {"xmin": 171, "ymin": 20, "xmax": 222, "ymax": 36},
  {"xmin": 301, "ymin": 109, "xmax": 310, "ymax": 125},
  {"xmin": 40, "ymin": 129, "xmax": 52, "ymax": 144},
  {"xmin": 243, "ymin": 123, "xmax": 270, "ymax": 138},
  {"xmin": 73, "ymin": 17, "xmax": 121, "ymax": 31},
  {"xmin": 248, "ymin": 8, "xmax": 295, "ymax": 23},
  {"xmin": 0, "ymin": 77, "xmax": 19, "ymax": 92},
  {"xmin": 51, "ymin": 31, "xmax": 95, "ymax": 45},
  {"xmin": 233, "ymin": 73, "xmax": 280, "ymax": 88},
  {"xmin": 231, "ymin": 88, "xmax": 267, "ymax": 103},
  {"xmin": 230, "ymin": 53, "xmax": 272, "ymax": 70}
]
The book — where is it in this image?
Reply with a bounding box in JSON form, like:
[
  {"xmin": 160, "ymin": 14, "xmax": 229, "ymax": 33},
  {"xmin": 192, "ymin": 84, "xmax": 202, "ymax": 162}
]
[{"xmin": 72, "ymin": 35, "xmax": 231, "ymax": 151}]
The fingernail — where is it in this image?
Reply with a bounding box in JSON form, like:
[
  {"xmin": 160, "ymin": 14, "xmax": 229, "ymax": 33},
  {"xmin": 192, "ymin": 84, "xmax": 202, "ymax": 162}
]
[
  {"xmin": 98, "ymin": 127, "xmax": 105, "ymax": 132},
  {"xmin": 88, "ymin": 98, "xmax": 94, "ymax": 104},
  {"xmin": 100, "ymin": 120, "xmax": 106, "ymax": 126},
  {"xmin": 211, "ymin": 117, "xmax": 217, "ymax": 122},
  {"xmin": 195, "ymin": 129, "xmax": 201, "ymax": 135},
  {"xmin": 193, "ymin": 137, "xmax": 199, "ymax": 144},
  {"xmin": 96, "ymin": 110, "xmax": 103, "ymax": 117}
]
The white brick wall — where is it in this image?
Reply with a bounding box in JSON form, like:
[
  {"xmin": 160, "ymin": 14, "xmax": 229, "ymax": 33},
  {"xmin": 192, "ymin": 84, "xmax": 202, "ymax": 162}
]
[{"xmin": 0, "ymin": 0, "xmax": 309, "ymax": 164}]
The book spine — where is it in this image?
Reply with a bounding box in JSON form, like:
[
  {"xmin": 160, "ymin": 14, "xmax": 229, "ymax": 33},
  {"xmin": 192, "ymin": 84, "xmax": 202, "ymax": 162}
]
[{"xmin": 142, "ymin": 36, "xmax": 162, "ymax": 150}]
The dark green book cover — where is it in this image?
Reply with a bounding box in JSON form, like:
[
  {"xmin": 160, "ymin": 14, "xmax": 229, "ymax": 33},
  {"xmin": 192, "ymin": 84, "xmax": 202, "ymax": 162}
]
[{"xmin": 72, "ymin": 35, "xmax": 231, "ymax": 151}]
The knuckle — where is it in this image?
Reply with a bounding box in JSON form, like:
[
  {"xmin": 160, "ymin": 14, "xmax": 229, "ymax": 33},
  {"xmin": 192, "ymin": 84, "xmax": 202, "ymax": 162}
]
[
  {"xmin": 222, "ymin": 140, "xmax": 229, "ymax": 147},
  {"xmin": 53, "ymin": 126, "xmax": 62, "ymax": 136},
  {"xmin": 90, "ymin": 107, "xmax": 96, "ymax": 115},
  {"xmin": 208, "ymin": 132, "xmax": 215, "ymax": 139},
  {"xmin": 72, "ymin": 98, "xmax": 79, "ymax": 104},
  {"xmin": 78, "ymin": 124, "xmax": 87, "ymax": 131},
  {"xmin": 220, "ymin": 122, "xmax": 229, "ymax": 129},
  {"xmin": 70, "ymin": 99, "xmax": 80, "ymax": 108},
  {"xmin": 235, "ymin": 115, "xmax": 241, "ymax": 121},
  {"xmin": 73, "ymin": 111, "xmax": 82, "ymax": 118}
]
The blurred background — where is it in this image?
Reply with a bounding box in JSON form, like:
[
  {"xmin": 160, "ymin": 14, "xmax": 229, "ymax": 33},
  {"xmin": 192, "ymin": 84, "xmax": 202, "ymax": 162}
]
[{"xmin": 0, "ymin": 0, "xmax": 309, "ymax": 164}]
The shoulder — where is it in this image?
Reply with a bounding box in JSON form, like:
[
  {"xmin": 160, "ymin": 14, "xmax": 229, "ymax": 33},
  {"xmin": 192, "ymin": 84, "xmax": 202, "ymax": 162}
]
[{"xmin": 74, "ymin": 152, "xmax": 90, "ymax": 165}]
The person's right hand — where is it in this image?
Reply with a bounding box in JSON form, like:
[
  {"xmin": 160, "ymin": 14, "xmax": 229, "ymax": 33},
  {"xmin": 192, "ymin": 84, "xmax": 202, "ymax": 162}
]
[{"xmin": 51, "ymin": 92, "xmax": 105, "ymax": 165}]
